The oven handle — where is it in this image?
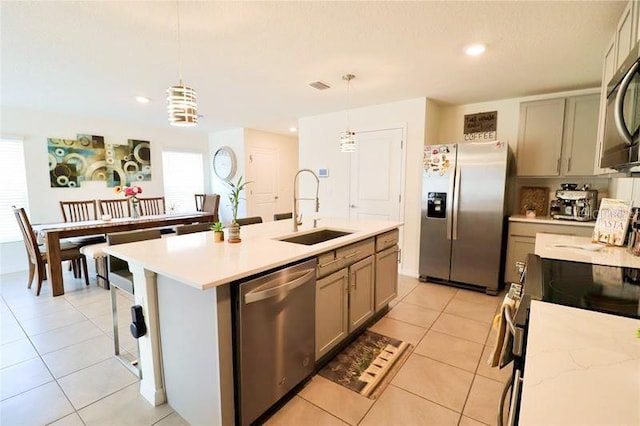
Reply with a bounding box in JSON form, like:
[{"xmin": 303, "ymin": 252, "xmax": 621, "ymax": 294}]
[
  {"xmin": 507, "ymin": 368, "xmax": 524, "ymax": 426},
  {"xmin": 497, "ymin": 374, "xmax": 514, "ymax": 426},
  {"xmin": 244, "ymin": 269, "xmax": 314, "ymax": 304},
  {"xmin": 614, "ymin": 60, "xmax": 639, "ymax": 146}
]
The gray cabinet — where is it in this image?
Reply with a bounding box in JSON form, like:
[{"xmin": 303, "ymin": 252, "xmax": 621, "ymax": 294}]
[
  {"xmin": 375, "ymin": 245, "xmax": 398, "ymax": 312},
  {"xmin": 517, "ymin": 95, "xmax": 599, "ymax": 177},
  {"xmin": 504, "ymin": 221, "xmax": 595, "ymax": 283},
  {"xmin": 315, "ymin": 269, "xmax": 349, "ymax": 360},
  {"xmin": 517, "ymin": 98, "xmax": 566, "ymax": 176},
  {"xmin": 348, "ymin": 255, "xmax": 375, "ymax": 332}
]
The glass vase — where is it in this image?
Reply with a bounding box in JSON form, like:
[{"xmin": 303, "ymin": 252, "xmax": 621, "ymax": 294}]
[{"xmin": 131, "ymin": 198, "xmax": 140, "ymax": 219}]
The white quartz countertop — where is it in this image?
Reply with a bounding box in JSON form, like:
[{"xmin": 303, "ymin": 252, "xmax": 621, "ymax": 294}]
[
  {"xmin": 104, "ymin": 218, "xmax": 401, "ymax": 291},
  {"xmin": 519, "ymin": 301, "xmax": 640, "ymax": 426},
  {"xmin": 535, "ymin": 233, "xmax": 640, "ymax": 269},
  {"xmin": 509, "ymin": 215, "xmax": 596, "ymax": 227}
]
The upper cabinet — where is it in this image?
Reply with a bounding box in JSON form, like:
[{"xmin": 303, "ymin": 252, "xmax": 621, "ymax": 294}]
[
  {"xmin": 517, "ymin": 94, "xmax": 600, "ymax": 177},
  {"xmin": 616, "ymin": 1, "xmax": 634, "ymax": 66}
]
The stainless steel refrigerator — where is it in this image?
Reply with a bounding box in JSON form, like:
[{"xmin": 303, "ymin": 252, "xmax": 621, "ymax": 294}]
[{"xmin": 419, "ymin": 141, "xmax": 509, "ymax": 295}]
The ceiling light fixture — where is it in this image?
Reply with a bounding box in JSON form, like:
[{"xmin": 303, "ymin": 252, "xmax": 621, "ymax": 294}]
[
  {"xmin": 340, "ymin": 74, "xmax": 356, "ymax": 153},
  {"xmin": 166, "ymin": 0, "xmax": 197, "ymax": 127},
  {"xmin": 464, "ymin": 43, "xmax": 486, "ymax": 56},
  {"xmin": 289, "ymin": 127, "xmax": 297, "ymax": 133},
  {"xmin": 135, "ymin": 96, "xmax": 150, "ymax": 104}
]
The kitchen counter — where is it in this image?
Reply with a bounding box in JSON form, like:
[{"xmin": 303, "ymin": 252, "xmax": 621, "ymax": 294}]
[
  {"xmin": 535, "ymin": 233, "xmax": 640, "ymax": 268},
  {"xmin": 519, "ymin": 300, "xmax": 640, "ymax": 425},
  {"xmin": 509, "ymin": 214, "xmax": 596, "ymax": 227},
  {"xmin": 104, "ymin": 217, "xmax": 401, "ymax": 291}
]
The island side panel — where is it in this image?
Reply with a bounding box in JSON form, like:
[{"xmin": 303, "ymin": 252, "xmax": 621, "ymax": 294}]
[{"xmin": 157, "ymin": 275, "xmax": 234, "ymax": 425}]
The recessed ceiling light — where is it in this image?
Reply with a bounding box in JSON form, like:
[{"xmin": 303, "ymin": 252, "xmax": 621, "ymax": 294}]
[
  {"xmin": 464, "ymin": 44, "xmax": 486, "ymax": 56},
  {"xmin": 289, "ymin": 127, "xmax": 297, "ymax": 133},
  {"xmin": 135, "ymin": 96, "xmax": 151, "ymax": 104}
]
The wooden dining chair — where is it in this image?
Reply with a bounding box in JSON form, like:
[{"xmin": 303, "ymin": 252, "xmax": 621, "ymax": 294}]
[
  {"xmin": 13, "ymin": 207, "xmax": 89, "ymax": 296},
  {"xmin": 202, "ymin": 194, "xmax": 220, "ymax": 222},
  {"xmin": 98, "ymin": 199, "xmax": 131, "ymax": 218},
  {"xmin": 273, "ymin": 212, "xmax": 293, "ymax": 221},
  {"xmin": 194, "ymin": 194, "xmax": 205, "ymax": 212},
  {"xmin": 60, "ymin": 200, "xmax": 98, "ymax": 222},
  {"xmin": 174, "ymin": 222, "xmax": 214, "ymax": 235},
  {"xmin": 138, "ymin": 197, "xmax": 165, "ymax": 216},
  {"xmin": 236, "ymin": 216, "xmax": 263, "ymax": 226}
]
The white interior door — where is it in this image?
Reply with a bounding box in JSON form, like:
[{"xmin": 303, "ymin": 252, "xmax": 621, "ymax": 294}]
[
  {"xmin": 349, "ymin": 128, "xmax": 403, "ymax": 221},
  {"xmin": 246, "ymin": 146, "xmax": 279, "ymax": 221}
]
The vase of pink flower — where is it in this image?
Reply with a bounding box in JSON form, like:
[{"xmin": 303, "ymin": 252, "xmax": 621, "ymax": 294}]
[{"xmin": 115, "ymin": 185, "xmax": 143, "ymax": 219}]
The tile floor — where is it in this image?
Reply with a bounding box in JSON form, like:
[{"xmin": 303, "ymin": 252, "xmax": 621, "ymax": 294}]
[{"xmin": 1, "ymin": 271, "xmax": 511, "ymax": 425}]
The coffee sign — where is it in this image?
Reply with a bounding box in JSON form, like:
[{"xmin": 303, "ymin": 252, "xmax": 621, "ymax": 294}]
[{"xmin": 464, "ymin": 111, "xmax": 497, "ymax": 141}]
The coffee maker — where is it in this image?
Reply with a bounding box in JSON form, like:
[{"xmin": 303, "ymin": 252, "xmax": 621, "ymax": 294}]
[{"xmin": 550, "ymin": 184, "xmax": 597, "ymax": 221}]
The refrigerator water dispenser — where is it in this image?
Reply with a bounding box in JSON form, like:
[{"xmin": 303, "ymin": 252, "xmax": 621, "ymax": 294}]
[{"xmin": 427, "ymin": 192, "xmax": 447, "ymax": 218}]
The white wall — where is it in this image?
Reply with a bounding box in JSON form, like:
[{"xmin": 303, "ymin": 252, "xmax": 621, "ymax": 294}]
[
  {"xmin": 1, "ymin": 106, "xmax": 209, "ymax": 274},
  {"xmin": 209, "ymin": 128, "xmax": 246, "ymax": 224},
  {"xmin": 299, "ymin": 97, "xmax": 429, "ymax": 277}
]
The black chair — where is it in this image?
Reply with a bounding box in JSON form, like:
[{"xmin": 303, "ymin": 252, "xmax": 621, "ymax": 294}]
[
  {"xmin": 273, "ymin": 212, "xmax": 293, "ymax": 221},
  {"xmin": 174, "ymin": 222, "xmax": 214, "ymax": 235},
  {"xmin": 107, "ymin": 229, "xmax": 162, "ymax": 376},
  {"xmin": 236, "ymin": 216, "xmax": 263, "ymax": 226}
]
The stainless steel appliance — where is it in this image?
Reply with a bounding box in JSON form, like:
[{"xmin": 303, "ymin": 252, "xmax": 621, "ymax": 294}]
[
  {"xmin": 234, "ymin": 258, "xmax": 316, "ymax": 426},
  {"xmin": 550, "ymin": 189, "xmax": 597, "ymax": 221},
  {"xmin": 600, "ymin": 40, "xmax": 640, "ymax": 170},
  {"xmin": 419, "ymin": 141, "xmax": 509, "ymax": 295}
]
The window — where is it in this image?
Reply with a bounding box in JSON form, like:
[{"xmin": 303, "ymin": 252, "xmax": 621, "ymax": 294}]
[
  {"xmin": 0, "ymin": 137, "xmax": 29, "ymax": 242},
  {"xmin": 162, "ymin": 150, "xmax": 205, "ymax": 213}
]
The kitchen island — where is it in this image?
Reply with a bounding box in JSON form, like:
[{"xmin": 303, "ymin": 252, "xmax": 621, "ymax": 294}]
[
  {"xmin": 519, "ymin": 300, "xmax": 640, "ymax": 425},
  {"xmin": 104, "ymin": 217, "xmax": 402, "ymax": 425}
]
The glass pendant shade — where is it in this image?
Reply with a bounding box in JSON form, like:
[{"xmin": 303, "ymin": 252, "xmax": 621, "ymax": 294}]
[
  {"xmin": 167, "ymin": 82, "xmax": 197, "ymax": 126},
  {"xmin": 340, "ymin": 130, "xmax": 356, "ymax": 153}
]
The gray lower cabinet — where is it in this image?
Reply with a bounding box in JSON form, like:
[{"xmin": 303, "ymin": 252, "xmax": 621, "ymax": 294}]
[
  {"xmin": 375, "ymin": 245, "xmax": 399, "ymax": 312},
  {"xmin": 315, "ymin": 268, "xmax": 349, "ymax": 360},
  {"xmin": 348, "ymin": 255, "xmax": 375, "ymax": 332}
]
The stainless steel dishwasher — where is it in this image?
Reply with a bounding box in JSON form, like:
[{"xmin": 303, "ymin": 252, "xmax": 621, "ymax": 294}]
[{"xmin": 234, "ymin": 258, "xmax": 316, "ymax": 426}]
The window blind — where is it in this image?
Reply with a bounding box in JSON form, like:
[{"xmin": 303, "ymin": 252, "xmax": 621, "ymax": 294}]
[
  {"xmin": 0, "ymin": 137, "xmax": 29, "ymax": 242},
  {"xmin": 162, "ymin": 151, "xmax": 205, "ymax": 213}
]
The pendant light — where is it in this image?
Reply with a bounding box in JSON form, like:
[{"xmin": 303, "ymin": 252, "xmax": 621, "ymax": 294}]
[
  {"xmin": 166, "ymin": 0, "xmax": 197, "ymax": 127},
  {"xmin": 340, "ymin": 74, "xmax": 356, "ymax": 153}
]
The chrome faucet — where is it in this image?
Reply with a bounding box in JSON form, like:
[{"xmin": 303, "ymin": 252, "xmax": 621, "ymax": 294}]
[{"xmin": 293, "ymin": 169, "xmax": 320, "ymax": 232}]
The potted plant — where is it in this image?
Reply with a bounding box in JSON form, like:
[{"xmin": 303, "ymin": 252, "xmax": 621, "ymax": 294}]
[
  {"xmin": 226, "ymin": 176, "xmax": 251, "ymax": 243},
  {"xmin": 211, "ymin": 221, "xmax": 224, "ymax": 243},
  {"xmin": 524, "ymin": 204, "xmax": 537, "ymax": 218}
]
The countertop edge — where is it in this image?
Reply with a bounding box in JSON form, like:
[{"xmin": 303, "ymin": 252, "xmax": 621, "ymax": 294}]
[{"xmin": 509, "ymin": 215, "xmax": 596, "ymax": 227}]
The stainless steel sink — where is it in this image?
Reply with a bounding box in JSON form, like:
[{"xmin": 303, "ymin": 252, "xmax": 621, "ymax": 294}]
[{"xmin": 278, "ymin": 229, "xmax": 353, "ymax": 245}]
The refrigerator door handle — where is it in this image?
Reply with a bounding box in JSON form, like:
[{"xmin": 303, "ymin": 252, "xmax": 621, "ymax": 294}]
[
  {"xmin": 446, "ymin": 169, "xmax": 455, "ymax": 240},
  {"xmin": 452, "ymin": 168, "xmax": 461, "ymax": 240}
]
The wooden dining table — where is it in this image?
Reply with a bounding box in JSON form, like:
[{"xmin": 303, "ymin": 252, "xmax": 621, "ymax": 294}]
[{"xmin": 33, "ymin": 212, "xmax": 214, "ymax": 296}]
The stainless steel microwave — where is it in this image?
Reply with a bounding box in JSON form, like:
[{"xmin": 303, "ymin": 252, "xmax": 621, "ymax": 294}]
[{"xmin": 600, "ymin": 41, "xmax": 640, "ymax": 170}]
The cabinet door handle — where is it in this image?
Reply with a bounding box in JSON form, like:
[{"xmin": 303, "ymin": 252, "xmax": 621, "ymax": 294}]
[
  {"xmin": 556, "ymin": 158, "xmax": 560, "ymax": 173},
  {"xmin": 319, "ymin": 258, "xmax": 341, "ymax": 268},
  {"xmin": 344, "ymin": 251, "xmax": 360, "ymax": 259}
]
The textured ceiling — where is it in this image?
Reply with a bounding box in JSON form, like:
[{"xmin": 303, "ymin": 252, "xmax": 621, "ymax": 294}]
[{"xmin": 0, "ymin": 1, "xmax": 627, "ymax": 134}]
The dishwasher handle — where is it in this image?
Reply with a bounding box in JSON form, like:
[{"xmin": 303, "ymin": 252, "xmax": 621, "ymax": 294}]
[{"xmin": 244, "ymin": 269, "xmax": 315, "ymax": 304}]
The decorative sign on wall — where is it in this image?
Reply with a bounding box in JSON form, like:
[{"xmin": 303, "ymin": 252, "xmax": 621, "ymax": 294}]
[
  {"xmin": 463, "ymin": 111, "xmax": 497, "ymax": 141},
  {"xmin": 47, "ymin": 134, "xmax": 151, "ymax": 188}
]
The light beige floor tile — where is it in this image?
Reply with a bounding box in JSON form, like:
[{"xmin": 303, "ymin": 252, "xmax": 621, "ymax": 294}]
[
  {"xmin": 78, "ymin": 382, "xmax": 172, "ymax": 425},
  {"xmin": 10, "ymin": 297, "xmax": 75, "ymax": 322},
  {"xmin": 391, "ymin": 354, "xmax": 474, "ymax": 412},
  {"xmin": 397, "ymin": 275, "xmax": 419, "ymax": 299},
  {"xmin": 431, "ymin": 313, "xmax": 490, "ymax": 345},
  {"xmin": 402, "ymin": 283, "xmax": 457, "ymax": 311},
  {"xmin": 459, "ymin": 415, "xmax": 489, "ymax": 426},
  {"xmin": 0, "ymin": 338, "xmax": 38, "ymax": 369},
  {"xmin": 453, "ymin": 289, "xmax": 502, "ymax": 307},
  {"xmin": 154, "ymin": 412, "xmax": 191, "ymax": 426},
  {"xmin": 265, "ymin": 395, "xmax": 347, "ymax": 426},
  {"xmin": 1, "ymin": 315, "xmax": 26, "ymax": 344},
  {"xmin": 49, "ymin": 412, "xmax": 85, "ymax": 426},
  {"xmin": 89, "ymin": 312, "xmax": 115, "ymax": 335},
  {"xmin": 0, "ymin": 382, "xmax": 74, "ymax": 426},
  {"xmin": 20, "ymin": 308, "xmax": 86, "ymax": 336},
  {"xmin": 413, "ymin": 330, "xmax": 483, "ymax": 373},
  {"xmin": 74, "ymin": 298, "xmax": 112, "ymax": 319},
  {"xmin": 368, "ymin": 317, "xmax": 427, "ymax": 346},
  {"xmin": 57, "ymin": 357, "xmax": 138, "ymax": 409},
  {"xmin": 0, "ymin": 357, "xmax": 54, "ymax": 400},
  {"xmin": 476, "ymin": 345, "xmax": 513, "ymax": 383},
  {"xmin": 385, "ymin": 302, "xmax": 440, "ymax": 329},
  {"xmin": 298, "ymin": 375, "xmax": 374, "ymax": 425},
  {"xmin": 463, "ymin": 376, "xmax": 504, "ymax": 426},
  {"xmin": 444, "ymin": 299, "xmax": 499, "ymax": 325},
  {"xmin": 360, "ymin": 384, "xmax": 459, "ymax": 425},
  {"xmin": 43, "ymin": 335, "xmax": 114, "ymax": 378},
  {"xmin": 64, "ymin": 288, "xmax": 110, "ymax": 307},
  {"xmin": 30, "ymin": 320, "xmax": 104, "ymax": 355}
]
